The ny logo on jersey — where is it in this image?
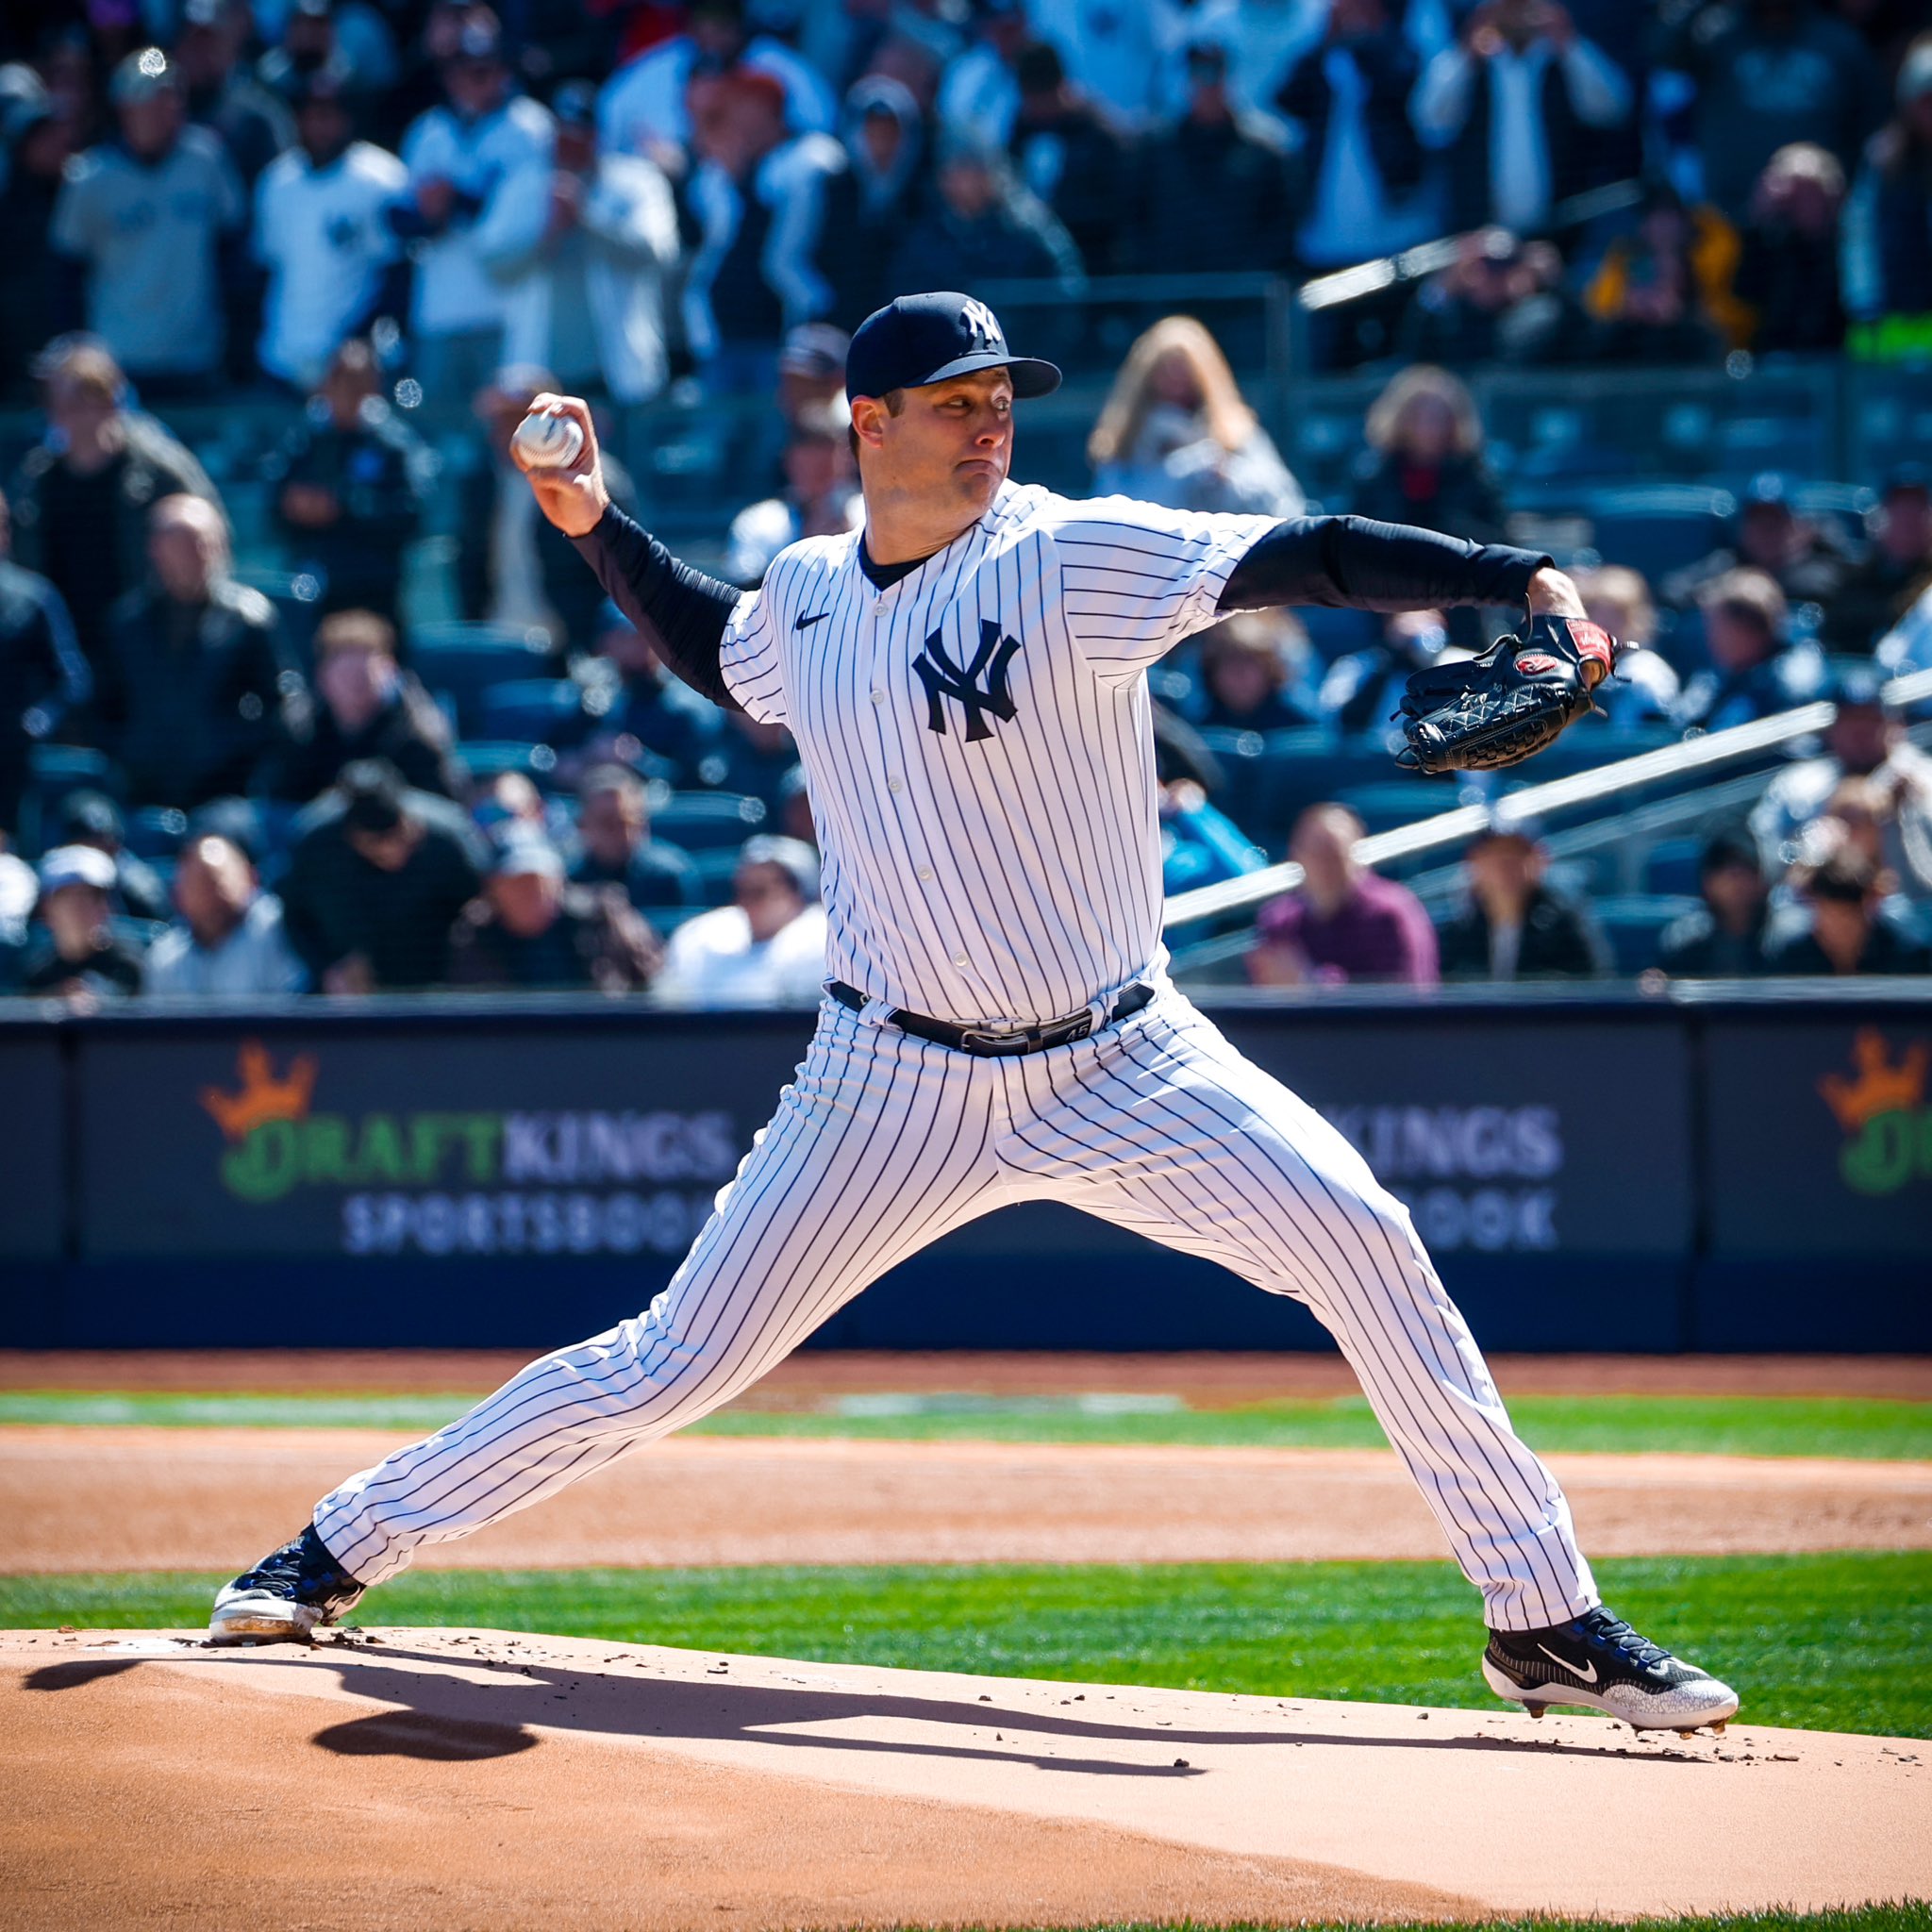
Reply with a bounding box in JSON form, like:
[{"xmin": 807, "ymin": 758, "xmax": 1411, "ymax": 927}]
[
  {"xmin": 913, "ymin": 618, "xmax": 1023, "ymax": 742},
  {"xmin": 958, "ymin": 298, "xmax": 1004, "ymax": 352}
]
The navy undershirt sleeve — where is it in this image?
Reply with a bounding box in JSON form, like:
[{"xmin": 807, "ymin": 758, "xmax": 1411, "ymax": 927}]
[
  {"xmin": 572, "ymin": 503, "xmax": 744, "ymax": 712},
  {"xmin": 1217, "ymin": 515, "xmax": 1552, "ymax": 614}
]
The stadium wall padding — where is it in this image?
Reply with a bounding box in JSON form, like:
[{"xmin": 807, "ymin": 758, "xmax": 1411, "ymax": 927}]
[{"xmin": 2, "ymin": 991, "xmax": 1927, "ymax": 1352}]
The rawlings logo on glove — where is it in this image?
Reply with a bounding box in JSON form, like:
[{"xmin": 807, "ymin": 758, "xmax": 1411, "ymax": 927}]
[{"xmin": 1394, "ymin": 614, "xmax": 1619, "ymax": 775}]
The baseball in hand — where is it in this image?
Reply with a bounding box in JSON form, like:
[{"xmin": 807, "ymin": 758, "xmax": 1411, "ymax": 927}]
[{"xmin": 511, "ymin": 409, "xmax": 585, "ymax": 470}]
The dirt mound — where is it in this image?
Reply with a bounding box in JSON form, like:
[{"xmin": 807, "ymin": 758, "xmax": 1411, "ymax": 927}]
[{"xmin": 4, "ymin": 1628, "xmax": 1925, "ymax": 1928}]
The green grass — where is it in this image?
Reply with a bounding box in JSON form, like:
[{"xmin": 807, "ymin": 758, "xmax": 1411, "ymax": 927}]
[
  {"xmin": 4, "ymin": 1389, "xmax": 1929, "ymax": 1460},
  {"xmin": 7, "ymin": 1551, "xmax": 1925, "ymax": 1738}
]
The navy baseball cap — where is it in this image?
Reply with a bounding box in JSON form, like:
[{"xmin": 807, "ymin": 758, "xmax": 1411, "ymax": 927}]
[{"xmin": 845, "ymin": 292, "xmax": 1060, "ymax": 402}]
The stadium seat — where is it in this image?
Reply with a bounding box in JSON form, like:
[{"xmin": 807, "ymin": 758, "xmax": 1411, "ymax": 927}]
[
  {"xmin": 455, "ymin": 741, "xmax": 560, "ymax": 788},
  {"xmin": 652, "ymin": 791, "xmax": 767, "ymax": 850},
  {"xmin": 1585, "ymin": 485, "xmax": 1735, "ymax": 579},
  {"xmin": 475, "ymin": 678, "xmax": 594, "ymax": 745},
  {"xmin": 20, "ymin": 745, "xmax": 115, "ymax": 858},
  {"xmin": 1642, "ymin": 837, "xmax": 1706, "ymax": 897},
  {"xmin": 689, "ymin": 847, "xmax": 743, "ymax": 906},
  {"xmin": 410, "ymin": 622, "xmax": 556, "ymax": 735},
  {"xmin": 125, "ymin": 806, "xmax": 190, "ymax": 860},
  {"xmin": 1334, "ymin": 779, "xmax": 1467, "ymax": 833},
  {"xmin": 1591, "ymin": 893, "xmax": 1704, "ymax": 974}
]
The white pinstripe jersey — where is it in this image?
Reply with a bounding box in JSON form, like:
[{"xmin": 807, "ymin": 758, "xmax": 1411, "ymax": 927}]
[{"xmin": 718, "ymin": 480, "xmax": 1276, "ymax": 1024}]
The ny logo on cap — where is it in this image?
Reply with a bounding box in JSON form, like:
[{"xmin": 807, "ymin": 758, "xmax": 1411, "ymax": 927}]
[
  {"xmin": 913, "ymin": 618, "xmax": 1023, "ymax": 742},
  {"xmin": 959, "ymin": 298, "xmax": 1003, "ymax": 352}
]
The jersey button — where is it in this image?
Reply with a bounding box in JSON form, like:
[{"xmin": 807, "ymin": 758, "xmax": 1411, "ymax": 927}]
[
  {"xmin": 917, "ymin": 866, "xmax": 933, "ymax": 882},
  {"xmin": 888, "ymin": 777, "xmax": 903, "ymax": 793},
  {"xmin": 954, "ymin": 954, "xmax": 971, "ymax": 970},
  {"xmin": 870, "ymin": 690, "xmax": 884, "ymax": 705}
]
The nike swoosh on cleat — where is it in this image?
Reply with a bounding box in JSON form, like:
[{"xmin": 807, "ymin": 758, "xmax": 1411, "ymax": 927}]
[
  {"xmin": 1537, "ymin": 1644, "xmax": 1598, "ymax": 1683},
  {"xmin": 795, "ymin": 611, "xmax": 831, "ymax": 629}
]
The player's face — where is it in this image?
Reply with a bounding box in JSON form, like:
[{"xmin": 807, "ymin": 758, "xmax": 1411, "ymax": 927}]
[{"xmin": 862, "ymin": 370, "xmax": 1015, "ymax": 522}]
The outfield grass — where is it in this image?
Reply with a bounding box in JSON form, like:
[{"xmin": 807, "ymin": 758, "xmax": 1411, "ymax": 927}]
[
  {"xmin": 7, "ymin": 1551, "xmax": 1925, "ymax": 1738},
  {"xmin": 4, "ymin": 1389, "xmax": 1929, "ymax": 1460}
]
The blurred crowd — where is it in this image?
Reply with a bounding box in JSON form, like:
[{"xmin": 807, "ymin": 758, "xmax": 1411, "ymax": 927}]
[
  {"xmin": 0, "ymin": 0, "xmax": 1929, "ymax": 1004},
  {"xmin": 1, "ymin": 0, "xmax": 1928, "ymax": 409}
]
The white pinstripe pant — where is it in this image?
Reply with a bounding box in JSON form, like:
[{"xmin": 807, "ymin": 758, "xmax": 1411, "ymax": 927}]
[{"xmin": 316, "ymin": 989, "xmax": 1599, "ymax": 1631}]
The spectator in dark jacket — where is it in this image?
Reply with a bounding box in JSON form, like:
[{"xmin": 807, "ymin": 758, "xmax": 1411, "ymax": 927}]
[
  {"xmin": 1008, "ymin": 41, "xmax": 1127, "ymax": 275},
  {"xmin": 53, "ymin": 790, "xmax": 170, "ymax": 923},
  {"xmin": 1657, "ymin": 828, "xmax": 1774, "ymax": 976},
  {"xmin": 0, "ymin": 78, "xmax": 75, "ymax": 401},
  {"xmin": 1766, "ymin": 841, "xmax": 1932, "ymax": 974},
  {"xmin": 889, "ymin": 134, "xmax": 1082, "ymax": 297},
  {"xmin": 278, "ymin": 608, "xmax": 461, "ymax": 805},
  {"xmin": 1674, "ymin": 569, "xmax": 1824, "ymax": 733},
  {"xmin": 1275, "ymin": 0, "xmax": 1433, "ymax": 271},
  {"xmin": 1734, "ymin": 142, "xmax": 1847, "ymax": 352},
  {"xmin": 1658, "ymin": 0, "xmax": 1883, "ymax": 219},
  {"xmin": 268, "ymin": 339, "xmax": 428, "ymax": 625},
  {"xmin": 1841, "ymin": 38, "xmax": 1932, "ymax": 337},
  {"xmin": 1352, "ymin": 364, "xmax": 1507, "ymax": 650},
  {"xmin": 569, "ymin": 602, "xmax": 722, "ymax": 788},
  {"xmin": 107, "ymin": 495, "xmax": 307, "ymax": 811},
  {"xmin": 570, "ymin": 762, "xmax": 700, "ymax": 912},
  {"xmin": 174, "ymin": 0, "xmax": 295, "ymax": 188},
  {"xmin": 279, "ymin": 758, "xmax": 486, "ymax": 991},
  {"xmin": 0, "ymin": 485, "xmax": 90, "ymax": 835},
  {"xmin": 1401, "ymin": 228, "xmax": 1569, "ymax": 367},
  {"xmin": 1410, "ymin": 0, "xmax": 1631, "ymax": 235},
  {"xmin": 1193, "ymin": 613, "xmax": 1314, "ymax": 733},
  {"xmin": 448, "ymin": 821, "xmax": 660, "ymax": 991},
  {"xmin": 1663, "ymin": 474, "xmax": 1855, "ymax": 611},
  {"xmin": 8, "ymin": 339, "xmax": 223, "ymax": 698},
  {"xmin": 839, "ymin": 75, "xmax": 929, "ymax": 321},
  {"xmin": 1134, "ymin": 42, "xmax": 1300, "ymax": 275},
  {"xmin": 1824, "ymin": 466, "xmax": 1932, "ymax": 654},
  {"xmin": 1318, "ymin": 608, "xmax": 1452, "ymax": 744},
  {"xmin": 1437, "ymin": 816, "xmax": 1608, "ymax": 979},
  {"xmin": 18, "ymin": 841, "xmax": 144, "ymax": 999}
]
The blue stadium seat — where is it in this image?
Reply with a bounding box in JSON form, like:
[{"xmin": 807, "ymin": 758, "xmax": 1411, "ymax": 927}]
[
  {"xmin": 1333, "ymin": 779, "xmax": 1467, "ymax": 833},
  {"xmin": 21, "ymin": 745, "xmax": 115, "ymax": 858},
  {"xmin": 1643, "ymin": 836, "xmax": 1706, "ymax": 897},
  {"xmin": 410, "ymin": 623, "xmax": 556, "ymax": 735},
  {"xmin": 653, "ymin": 791, "xmax": 767, "ymax": 850},
  {"xmin": 475, "ymin": 678, "xmax": 592, "ymax": 745},
  {"xmin": 689, "ymin": 847, "xmax": 743, "ymax": 906},
  {"xmin": 455, "ymin": 741, "xmax": 560, "ymax": 788},
  {"xmin": 125, "ymin": 806, "xmax": 190, "ymax": 860},
  {"xmin": 1585, "ymin": 485, "xmax": 1735, "ymax": 579},
  {"xmin": 1591, "ymin": 893, "xmax": 1704, "ymax": 974}
]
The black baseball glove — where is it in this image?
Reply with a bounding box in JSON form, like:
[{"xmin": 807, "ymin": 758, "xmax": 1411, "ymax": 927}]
[{"xmin": 1393, "ymin": 614, "xmax": 1620, "ymax": 775}]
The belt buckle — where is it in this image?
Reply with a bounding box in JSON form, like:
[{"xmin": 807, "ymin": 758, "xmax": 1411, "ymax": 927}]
[{"xmin": 958, "ymin": 1024, "xmax": 1031, "ymax": 1056}]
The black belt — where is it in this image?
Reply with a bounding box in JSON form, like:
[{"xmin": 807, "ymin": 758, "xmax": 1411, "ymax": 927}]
[{"xmin": 828, "ymin": 979, "xmax": 1155, "ymax": 1057}]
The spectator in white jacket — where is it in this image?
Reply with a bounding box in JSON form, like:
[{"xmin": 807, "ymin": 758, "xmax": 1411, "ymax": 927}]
[
  {"xmin": 393, "ymin": 14, "xmax": 551, "ymax": 426},
  {"xmin": 475, "ymin": 82, "xmax": 678, "ymax": 408},
  {"xmin": 144, "ymin": 833, "xmax": 306, "ymax": 996},
  {"xmin": 656, "ymin": 835, "xmax": 827, "ymax": 1008},
  {"xmin": 254, "ymin": 69, "xmax": 408, "ymax": 391}
]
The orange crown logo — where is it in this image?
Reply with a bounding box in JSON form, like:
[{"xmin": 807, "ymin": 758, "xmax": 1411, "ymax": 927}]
[
  {"xmin": 200, "ymin": 1040, "xmax": 319, "ymax": 1141},
  {"xmin": 1818, "ymin": 1029, "xmax": 1928, "ymax": 1134}
]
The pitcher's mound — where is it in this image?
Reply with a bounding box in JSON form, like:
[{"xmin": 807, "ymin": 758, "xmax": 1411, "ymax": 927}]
[{"xmin": 3, "ymin": 1628, "xmax": 1925, "ymax": 1930}]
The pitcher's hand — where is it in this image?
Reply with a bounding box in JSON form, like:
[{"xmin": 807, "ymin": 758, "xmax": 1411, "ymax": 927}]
[{"xmin": 512, "ymin": 392, "xmax": 609, "ymax": 538}]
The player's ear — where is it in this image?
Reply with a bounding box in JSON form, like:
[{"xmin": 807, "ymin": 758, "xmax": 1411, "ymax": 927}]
[{"xmin": 849, "ymin": 396, "xmax": 890, "ymax": 454}]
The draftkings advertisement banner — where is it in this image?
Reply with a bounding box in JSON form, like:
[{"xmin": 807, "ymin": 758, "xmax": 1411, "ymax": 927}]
[
  {"xmin": 76, "ymin": 1023, "xmax": 809, "ymax": 1261},
  {"xmin": 1704, "ymin": 1017, "xmax": 1932, "ymax": 1256}
]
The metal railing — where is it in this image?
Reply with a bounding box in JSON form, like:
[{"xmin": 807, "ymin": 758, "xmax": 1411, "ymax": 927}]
[{"xmin": 1160, "ymin": 664, "xmax": 1932, "ymax": 935}]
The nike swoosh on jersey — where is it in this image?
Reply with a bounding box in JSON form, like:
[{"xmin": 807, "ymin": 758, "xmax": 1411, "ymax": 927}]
[
  {"xmin": 1537, "ymin": 1644, "xmax": 1598, "ymax": 1683},
  {"xmin": 794, "ymin": 610, "xmax": 831, "ymax": 629}
]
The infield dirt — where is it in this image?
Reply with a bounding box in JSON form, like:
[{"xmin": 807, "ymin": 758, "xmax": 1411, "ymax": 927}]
[{"xmin": 5, "ymin": 1626, "xmax": 1926, "ymax": 1929}]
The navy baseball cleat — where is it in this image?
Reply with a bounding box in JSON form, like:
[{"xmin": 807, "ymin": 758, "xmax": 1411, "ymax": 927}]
[
  {"xmin": 1482, "ymin": 1605, "xmax": 1740, "ymax": 1733},
  {"xmin": 209, "ymin": 1524, "xmax": 365, "ymax": 1644}
]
